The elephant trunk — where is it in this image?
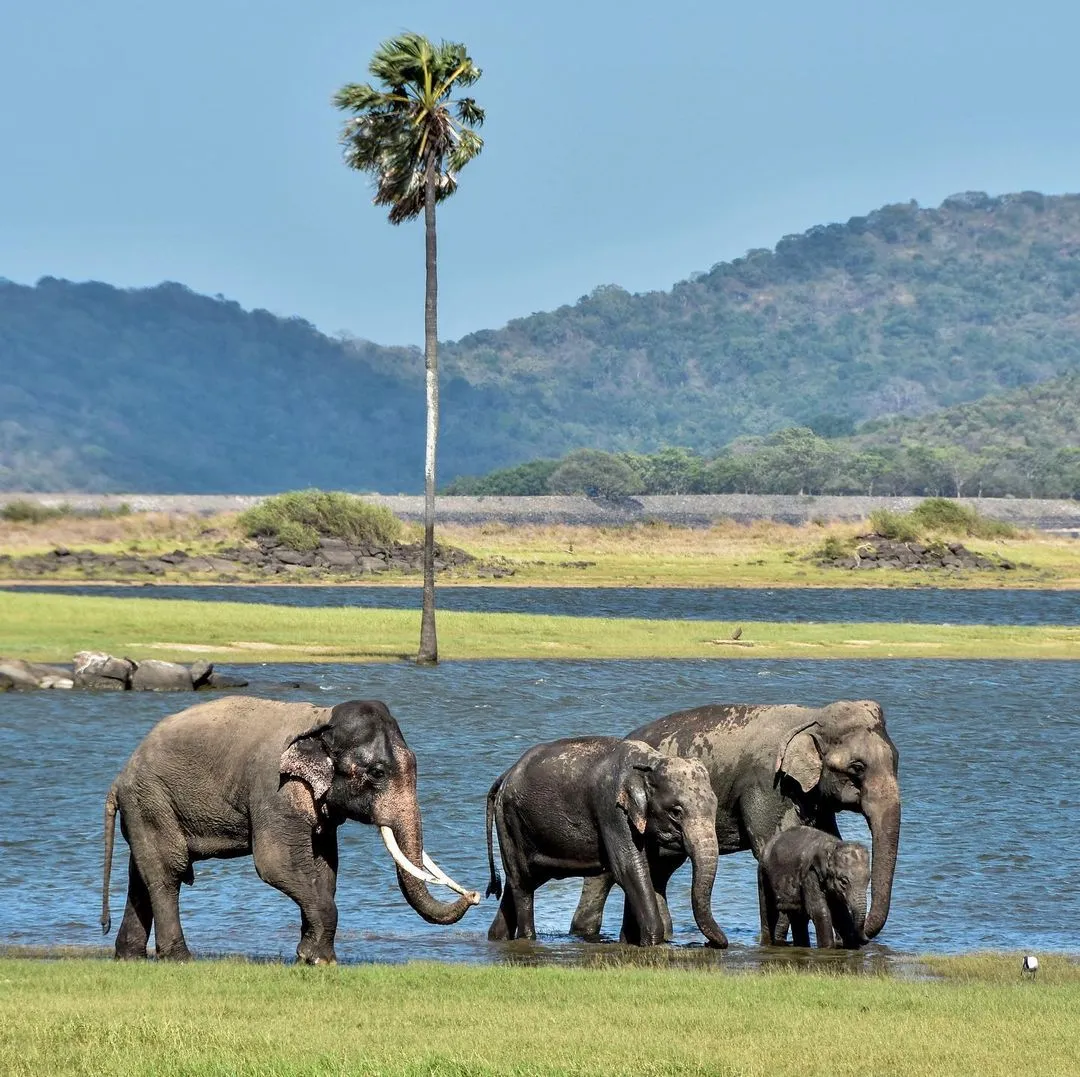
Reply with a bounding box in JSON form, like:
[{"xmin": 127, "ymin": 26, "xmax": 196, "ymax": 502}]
[
  {"xmin": 863, "ymin": 780, "xmax": 901, "ymax": 939},
  {"xmin": 381, "ymin": 749, "xmax": 478, "ymax": 925},
  {"xmin": 685, "ymin": 819, "xmax": 728, "ymax": 949}
]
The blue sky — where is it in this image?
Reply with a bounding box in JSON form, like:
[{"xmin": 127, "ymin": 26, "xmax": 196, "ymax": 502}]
[{"xmin": 3, "ymin": 0, "xmax": 1079, "ymax": 346}]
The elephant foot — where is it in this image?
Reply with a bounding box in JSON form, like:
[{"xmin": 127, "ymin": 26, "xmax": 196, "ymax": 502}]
[
  {"xmin": 114, "ymin": 946, "xmax": 148, "ymax": 961},
  {"xmin": 154, "ymin": 944, "xmax": 192, "ymax": 962},
  {"xmin": 296, "ymin": 939, "xmax": 336, "ymax": 965}
]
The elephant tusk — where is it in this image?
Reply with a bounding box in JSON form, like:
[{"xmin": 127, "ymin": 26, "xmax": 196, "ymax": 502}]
[
  {"xmin": 379, "ymin": 826, "xmax": 438, "ymax": 883},
  {"xmin": 422, "ymin": 851, "xmax": 482, "ymax": 905}
]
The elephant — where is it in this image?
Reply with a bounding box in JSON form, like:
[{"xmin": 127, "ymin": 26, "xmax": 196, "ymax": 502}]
[
  {"xmin": 569, "ymin": 700, "xmax": 900, "ymax": 945},
  {"xmin": 101, "ymin": 696, "xmax": 480, "ymax": 963},
  {"xmin": 485, "ymin": 736, "xmax": 727, "ymax": 947},
  {"xmin": 758, "ymin": 826, "xmax": 870, "ymax": 949}
]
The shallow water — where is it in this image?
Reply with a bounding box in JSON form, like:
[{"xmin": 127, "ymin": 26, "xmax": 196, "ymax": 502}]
[
  {"xmin": 5, "ymin": 583, "xmax": 1079, "ymax": 625},
  {"xmin": 2, "ymin": 659, "xmax": 1077, "ymax": 964}
]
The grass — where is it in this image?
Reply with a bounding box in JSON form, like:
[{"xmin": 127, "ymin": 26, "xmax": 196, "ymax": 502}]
[
  {"xmin": 0, "ymin": 956, "xmax": 1077, "ymax": 1076},
  {"xmin": 3, "ymin": 512, "xmax": 1079, "ymax": 588},
  {"xmin": 3, "ymin": 590, "xmax": 1080, "ymax": 663}
]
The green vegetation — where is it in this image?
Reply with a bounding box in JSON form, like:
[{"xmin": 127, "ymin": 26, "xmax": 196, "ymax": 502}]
[
  {"xmin": 238, "ymin": 490, "xmax": 403, "ymax": 550},
  {"xmin": 1, "ymin": 957, "xmax": 1077, "ymax": 1076},
  {"xmin": 4, "ymin": 591, "xmax": 1080, "ymax": 664},
  {"xmin": 867, "ymin": 508, "xmax": 922, "ymax": 543},
  {"xmin": 0, "ymin": 500, "xmax": 132, "ymax": 524},
  {"xmin": 908, "ymin": 498, "xmax": 1016, "ymax": 539},
  {"xmin": 7, "ymin": 192, "xmax": 1080, "ymax": 495}
]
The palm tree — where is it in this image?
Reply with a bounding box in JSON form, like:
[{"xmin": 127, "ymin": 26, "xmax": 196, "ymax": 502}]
[{"xmin": 334, "ymin": 33, "xmax": 484, "ymax": 665}]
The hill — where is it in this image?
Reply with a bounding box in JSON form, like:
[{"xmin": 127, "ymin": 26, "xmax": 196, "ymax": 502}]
[
  {"xmin": 439, "ymin": 190, "xmax": 1080, "ymax": 459},
  {"xmin": 0, "ymin": 278, "xmax": 514, "ymax": 492},
  {"xmin": 4, "ymin": 189, "xmax": 1080, "ymax": 492}
]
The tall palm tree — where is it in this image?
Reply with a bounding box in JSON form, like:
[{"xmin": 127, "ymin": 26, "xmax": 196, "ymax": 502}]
[{"xmin": 334, "ymin": 33, "xmax": 484, "ymax": 665}]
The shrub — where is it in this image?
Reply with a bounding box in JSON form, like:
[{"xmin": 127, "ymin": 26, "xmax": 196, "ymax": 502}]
[
  {"xmin": 0, "ymin": 500, "xmax": 65, "ymax": 524},
  {"xmin": 818, "ymin": 535, "xmax": 850, "ymax": 560},
  {"xmin": 867, "ymin": 508, "xmax": 921, "ymax": 543},
  {"xmin": 910, "ymin": 497, "xmax": 1017, "ymax": 539},
  {"xmin": 239, "ymin": 490, "xmax": 403, "ymax": 551}
]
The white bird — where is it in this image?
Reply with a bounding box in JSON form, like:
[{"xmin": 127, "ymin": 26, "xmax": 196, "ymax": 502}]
[{"xmin": 1021, "ymin": 954, "xmax": 1039, "ymax": 980}]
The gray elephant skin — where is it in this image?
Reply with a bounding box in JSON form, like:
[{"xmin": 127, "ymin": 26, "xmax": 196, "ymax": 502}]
[
  {"xmin": 759, "ymin": 826, "xmax": 870, "ymax": 948},
  {"xmin": 101, "ymin": 696, "xmax": 480, "ymax": 963},
  {"xmin": 570, "ymin": 699, "xmax": 900, "ymax": 944},
  {"xmin": 485, "ymin": 737, "xmax": 727, "ymax": 947}
]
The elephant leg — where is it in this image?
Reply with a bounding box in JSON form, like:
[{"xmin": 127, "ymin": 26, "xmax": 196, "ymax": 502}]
[
  {"xmin": 758, "ymin": 864, "xmax": 782, "ymax": 946},
  {"xmin": 114, "ymin": 854, "xmax": 154, "ymax": 960},
  {"xmin": 570, "ymin": 873, "xmax": 614, "ymax": 938},
  {"xmin": 487, "ymin": 888, "xmax": 518, "ymax": 941},
  {"xmin": 803, "ymin": 880, "xmax": 835, "ymax": 949},
  {"xmin": 650, "ymin": 856, "xmax": 683, "ymax": 942},
  {"xmin": 122, "ymin": 816, "xmax": 192, "ymax": 961},
  {"xmin": 254, "ymin": 830, "xmax": 339, "ymax": 964},
  {"xmin": 508, "ymin": 882, "xmax": 537, "ymax": 940},
  {"xmin": 789, "ymin": 911, "xmax": 812, "ymax": 948},
  {"xmin": 611, "ymin": 845, "xmax": 666, "ymax": 947}
]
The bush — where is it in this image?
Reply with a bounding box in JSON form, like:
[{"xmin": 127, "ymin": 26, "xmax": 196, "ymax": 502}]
[
  {"xmin": 910, "ymin": 497, "xmax": 1017, "ymax": 539},
  {"xmin": 867, "ymin": 508, "xmax": 921, "ymax": 543},
  {"xmin": 0, "ymin": 500, "xmax": 66, "ymax": 524},
  {"xmin": 239, "ymin": 490, "xmax": 403, "ymax": 551},
  {"xmin": 818, "ymin": 535, "xmax": 850, "ymax": 560}
]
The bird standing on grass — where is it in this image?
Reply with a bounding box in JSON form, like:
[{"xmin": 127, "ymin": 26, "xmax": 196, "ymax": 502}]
[{"xmin": 1021, "ymin": 954, "xmax": 1039, "ymax": 980}]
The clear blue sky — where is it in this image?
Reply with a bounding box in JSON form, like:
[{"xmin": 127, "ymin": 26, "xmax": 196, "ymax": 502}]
[{"xmin": 3, "ymin": 0, "xmax": 1079, "ymax": 346}]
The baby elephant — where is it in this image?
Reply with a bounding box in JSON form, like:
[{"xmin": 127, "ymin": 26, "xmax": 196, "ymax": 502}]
[
  {"xmin": 759, "ymin": 826, "xmax": 871, "ymax": 949},
  {"xmin": 485, "ymin": 737, "xmax": 727, "ymax": 947}
]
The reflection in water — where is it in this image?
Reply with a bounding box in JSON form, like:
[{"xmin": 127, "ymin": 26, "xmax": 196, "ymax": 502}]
[{"xmin": 1, "ymin": 658, "xmax": 1078, "ymax": 964}]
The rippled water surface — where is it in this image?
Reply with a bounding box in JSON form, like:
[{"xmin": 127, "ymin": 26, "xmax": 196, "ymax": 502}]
[
  {"xmin": 5, "ymin": 583, "xmax": 1080, "ymax": 624},
  {"xmin": 2, "ymin": 659, "xmax": 1078, "ymax": 964}
]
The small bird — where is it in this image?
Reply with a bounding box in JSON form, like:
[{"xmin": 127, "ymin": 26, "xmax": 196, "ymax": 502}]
[
  {"xmin": 731, "ymin": 626, "xmax": 743, "ymax": 640},
  {"xmin": 1021, "ymin": 954, "xmax": 1039, "ymax": 981}
]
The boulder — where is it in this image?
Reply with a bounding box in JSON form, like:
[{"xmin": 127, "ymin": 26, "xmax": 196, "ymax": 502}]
[
  {"xmin": 131, "ymin": 660, "xmax": 194, "ymax": 692},
  {"xmin": 189, "ymin": 661, "xmax": 214, "ymax": 689},
  {"xmin": 0, "ymin": 658, "xmax": 73, "ymax": 690},
  {"xmin": 204, "ymin": 671, "xmax": 250, "ymax": 689},
  {"xmin": 74, "ymin": 651, "xmax": 135, "ymax": 687}
]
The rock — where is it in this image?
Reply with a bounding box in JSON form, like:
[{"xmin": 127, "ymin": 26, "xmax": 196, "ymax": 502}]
[
  {"xmin": 273, "ymin": 548, "xmax": 314, "ymax": 566},
  {"xmin": 76, "ymin": 673, "xmax": 128, "ymax": 691},
  {"xmin": 189, "ymin": 661, "xmax": 214, "ymax": 689},
  {"xmin": 131, "ymin": 659, "xmax": 194, "ymax": 692},
  {"xmin": 318, "ymin": 548, "xmax": 359, "ymax": 568},
  {"xmin": 74, "ymin": 651, "xmax": 136, "ymax": 686},
  {"xmin": 0, "ymin": 673, "xmax": 14, "ymax": 691},
  {"xmin": 205, "ymin": 671, "xmax": 249, "ymax": 689},
  {"xmin": 159, "ymin": 549, "xmax": 189, "ymax": 564},
  {"xmin": 0, "ymin": 659, "xmax": 73, "ymax": 690},
  {"xmin": 358, "ymin": 556, "xmax": 388, "ymax": 574}
]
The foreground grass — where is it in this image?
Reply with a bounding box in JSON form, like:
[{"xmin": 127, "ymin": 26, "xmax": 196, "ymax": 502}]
[
  {"xmin": 0, "ymin": 957, "xmax": 1077, "ymax": 1076},
  {"xmin": 3, "ymin": 591, "xmax": 1080, "ymax": 664}
]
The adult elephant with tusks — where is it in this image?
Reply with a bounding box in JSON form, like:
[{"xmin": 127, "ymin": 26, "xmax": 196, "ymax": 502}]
[
  {"xmin": 101, "ymin": 697, "xmax": 480, "ymax": 963},
  {"xmin": 569, "ymin": 700, "xmax": 901, "ymax": 945}
]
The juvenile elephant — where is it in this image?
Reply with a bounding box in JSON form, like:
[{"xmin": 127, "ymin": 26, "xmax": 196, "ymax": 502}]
[
  {"xmin": 571, "ymin": 700, "xmax": 900, "ymax": 945},
  {"xmin": 758, "ymin": 826, "xmax": 870, "ymax": 949},
  {"xmin": 485, "ymin": 736, "xmax": 727, "ymax": 947},
  {"xmin": 101, "ymin": 696, "xmax": 480, "ymax": 963}
]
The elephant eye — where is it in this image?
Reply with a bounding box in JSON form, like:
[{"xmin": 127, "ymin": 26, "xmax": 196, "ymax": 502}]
[
  {"xmin": 367, "ymin": 762, "xmax": 386, "ymax": 780},
  {"xmin": 668, "ymin": 804, "xmax": 684, "ymax": 819},
  {"xmin": 847, "ymin": 760, "xmax": 866, "ymax": 779}
]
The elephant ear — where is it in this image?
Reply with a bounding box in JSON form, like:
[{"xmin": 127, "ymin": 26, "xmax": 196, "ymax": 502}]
[
  {"xmin": 280, "ymin": 723, "xmax": 334, "ymax": 801},
  {"xmin": 775, "ymin": 723, "xmax": 823, "ymax": 794},
  {"xmin": 616, "ymin": 742, "xmax": 654, "ymax": 835}
]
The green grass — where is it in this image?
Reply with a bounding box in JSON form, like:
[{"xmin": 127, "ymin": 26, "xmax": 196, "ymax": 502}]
[
  {"xmin": 0, "ymin": 957, "xmax": 1076, "ymax": 1076},
  {"xmin": 2, "ymin": 591, "xmax": 1080, "ymax": 663}
]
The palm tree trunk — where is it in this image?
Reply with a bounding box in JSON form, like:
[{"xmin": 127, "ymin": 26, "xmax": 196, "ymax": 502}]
[{"xmin": 417, "ymin": 155, "xmax": 439, "ymax": 665}]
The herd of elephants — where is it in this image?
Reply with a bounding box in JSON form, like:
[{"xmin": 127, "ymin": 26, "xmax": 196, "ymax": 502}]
[{"xmin": 101, "ymin": 693, "xmax": 900, "ymax": 963}]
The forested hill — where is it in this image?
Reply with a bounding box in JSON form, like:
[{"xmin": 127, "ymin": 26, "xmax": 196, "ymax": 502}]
[
  {"xmin": 441, "ymin": 190, "xmax": 1080, "ymax": 453},
  {"xmin": 4, "ymin": 189, "xmax": 1080, "ymax": 492},
  {"xmin": 0, "ymin": 278, "xmax": 515, "ymax": 492}
]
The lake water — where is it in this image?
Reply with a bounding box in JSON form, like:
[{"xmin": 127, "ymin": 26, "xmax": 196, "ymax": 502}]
[
  {"xmin": 2, "ymin": 658, "xmax": 1077, "ymax": 965},
  {"xmin": 5, "ymin": 583, "xmax": 1080, "ymax": 625}
]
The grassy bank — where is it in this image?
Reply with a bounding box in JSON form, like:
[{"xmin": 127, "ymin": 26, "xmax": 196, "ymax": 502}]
[
  {"xmin": 3, "ymin": 591, "xmax": 1080, "ymax": 664},
  {"xmin": 1, "ymin": 956, "xmax": 1076, "ymax": 1076},
  {"xmin": 3, "ymin": 511, "xmax": 1080, "ymax": 588}
]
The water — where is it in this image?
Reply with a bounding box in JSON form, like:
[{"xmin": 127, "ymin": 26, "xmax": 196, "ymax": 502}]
[
  {"xmin": 2, "ymin": 658, "xmax": 1077, "ymax": 965},
  {"xmin": 5, "ymin": 583, "xmax": 1080, "ymax": 625}
]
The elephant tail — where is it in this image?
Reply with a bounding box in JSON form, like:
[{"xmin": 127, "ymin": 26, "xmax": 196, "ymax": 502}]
[
  {"xmin": 485, "ymin": 774, "xmax": 504, "ymax": 900},
  {"xmin": 101, "ymin": 785, "xmax": 118, "ymax": 935}
]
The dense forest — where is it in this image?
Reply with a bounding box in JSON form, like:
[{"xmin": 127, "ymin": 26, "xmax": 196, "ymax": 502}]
[
  {"xmin": 3, "ymin": 190, "xmax": 1080, "ymax": 492},
  {"xmin": 446, "ymin": 374, "xmax": 1080, "ymax": 498}
]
